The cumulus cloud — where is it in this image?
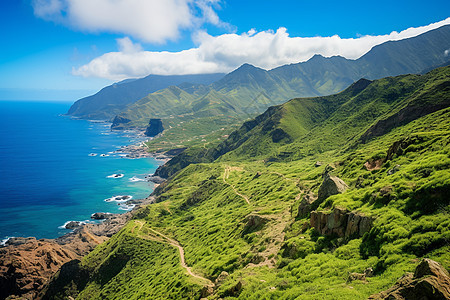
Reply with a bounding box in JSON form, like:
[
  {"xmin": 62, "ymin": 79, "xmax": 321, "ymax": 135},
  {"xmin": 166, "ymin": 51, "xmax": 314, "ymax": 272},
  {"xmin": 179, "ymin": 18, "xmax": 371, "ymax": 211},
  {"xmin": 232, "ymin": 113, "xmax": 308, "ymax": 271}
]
[
  {"xmin": 32, "ymin": 0, "xmax": 223, "ymax": 43},
  {"xmin": 73, "ymin": 18, "xmax": 450, "ymax": 81}
]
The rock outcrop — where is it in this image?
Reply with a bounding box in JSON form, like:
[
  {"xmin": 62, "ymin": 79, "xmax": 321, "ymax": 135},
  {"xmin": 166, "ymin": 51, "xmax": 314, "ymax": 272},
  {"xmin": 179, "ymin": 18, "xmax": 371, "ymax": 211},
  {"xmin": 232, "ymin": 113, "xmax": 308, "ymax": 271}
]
[
  {"xmin": 242, "ymin": 214, "xmax": 270, "ymax": 235},
  {"xmin": 110, "ymin": 115, "xmax": 132, "ymax": 130},
  {"xmin": 90, "ymin": 212, "xmax": 115, "ymax": 220},
  {"xmin": 310, "ymin": 208, "xmax": 374, "ymax": 238},
  {"xmin": 0, "ymin": 238, "xmax": 78, "ymax": 300},
  {"xmin": 317, "ymin": 172, "xmax": 348, "ymax": 201},
  {"xmin": 297, "ymin": 191, "xmax": 318, "ymax": 218},
  {"xmin": 0, "ymin": 211, "xmax": 135, "ymax": 299},
  {"xmin": 369, "ymin": 258, "xmax": 450, "ymax": 299},
  {"xmin": 144, "ymin": 118, "xmax": 164, "ymax": 137}
]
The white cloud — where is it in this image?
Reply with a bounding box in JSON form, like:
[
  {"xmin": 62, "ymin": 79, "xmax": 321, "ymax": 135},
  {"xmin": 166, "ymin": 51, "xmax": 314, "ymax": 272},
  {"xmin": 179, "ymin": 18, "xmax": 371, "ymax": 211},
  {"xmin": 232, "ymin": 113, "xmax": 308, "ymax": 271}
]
[
  {"xmin": 73, "ymin": 18, "xmax": 450, "ymax": 81},
  {"xmin": 33, "ymin": 0, "xmax": 223, "ymax": 44}
]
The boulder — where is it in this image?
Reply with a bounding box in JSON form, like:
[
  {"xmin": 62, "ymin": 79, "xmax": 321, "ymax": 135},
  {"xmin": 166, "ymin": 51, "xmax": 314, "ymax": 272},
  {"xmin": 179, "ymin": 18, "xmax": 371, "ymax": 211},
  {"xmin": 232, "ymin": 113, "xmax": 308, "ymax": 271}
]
[
  {"xmin": 369, "ymin": 259, "xmax": 450, "ymax": 299},
  {"xmin": 317, "ymin": 173, "xmax": 348, "ymax": 201}
]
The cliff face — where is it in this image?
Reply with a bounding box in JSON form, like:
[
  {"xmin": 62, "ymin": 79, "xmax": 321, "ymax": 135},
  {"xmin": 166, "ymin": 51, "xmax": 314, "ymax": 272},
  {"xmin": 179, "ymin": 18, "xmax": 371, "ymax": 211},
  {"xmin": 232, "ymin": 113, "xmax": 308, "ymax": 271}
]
[
  {"xmin": 310, "ymin": 208, "xmax": 374, "ymax": 239},
  {"xmin": 0, "ymin": 212, "xmax": 134, "ymax": 299},
  {"xmin": 144, "ymin": 119, "xmax": 164, "ymax": 137},
  {"xmin": 0, "ymin": 238, "xmax": 79, "ymax": 299}
]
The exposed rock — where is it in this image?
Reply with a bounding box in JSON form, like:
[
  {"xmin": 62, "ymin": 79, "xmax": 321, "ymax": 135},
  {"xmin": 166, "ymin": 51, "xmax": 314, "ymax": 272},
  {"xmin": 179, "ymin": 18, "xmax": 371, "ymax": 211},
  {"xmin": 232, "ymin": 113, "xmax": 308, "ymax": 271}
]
[
  {"xmin": 3, "ymin": 237, "xmax": 35, "ymax": 247},
  {"xmin": 317, "ymin": 172, "xmax": 348, "ymax": 201},
  {"xmin": 111, "ymin": 115, "xmax": 132, "ymax": 130},
  {"xmin": 215, "ymin": 271, "xmax": 229, "ymax": 285},
  {"xmin": 200, "ymin": 285, "xmax": 214, "ymax": 298},
  {"xmin": 90, "ymin": 212, "xmax": 115, "ymax": 220},
  {"xmin": 364, "ymin": 158, "xmax": 384, "ymax": 171},
  {"xmin": 369, "ymin": 259, "xmax": 450, "ymax": 299},
  {"xmin": 347, "ymin": 267, "xmax": 374, "ymax": 282},
  {"xmin": 242, "ymin": 214, "xmax": 270, "ymax": 235},
  {"xmin": 297, "ymin": 191, "xmax": 317, "ymax": 218},
  {"xmin": 310, "ymin": 208, "xmax": 373, "ymax": 239},
  {"xmin": 223, "ymin": 281, "xmax": 243, "ymax": 297},
  {"xmin": 144, "ymin": 118, "xmax": 164, "ymax": 137},
  {"xmin": 0, "ymin": 238, "xmax": 78, "ymax": 300},
  {"xmin": 385, "ymin": 136, "xmax": 426, "ymax": 161},
  {"xmin": 314, "ymin": 161, "xmax": 323, "ymax": 167},
  {"xmin": 147, "ymin": 175, "xmax": 166, "ymax": 184},
  {"xmin": 64, "ymin": 221, "xmax": 82, "ymax": 230},
  {"xmin": 1, "ymin": 210, "xmax": 135, "ymax": 299}
]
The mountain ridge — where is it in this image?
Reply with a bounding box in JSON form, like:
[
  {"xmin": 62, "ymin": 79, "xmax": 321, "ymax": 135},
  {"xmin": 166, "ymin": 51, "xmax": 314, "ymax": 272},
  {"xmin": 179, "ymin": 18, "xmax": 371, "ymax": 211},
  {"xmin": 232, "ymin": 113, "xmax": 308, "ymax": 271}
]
[
  {"xmin": 39, "ymin": 65, "xmax": 450, "ymax": 299},
  {"xmin": 108, "ymin": 25, "xmax": 450, "ymax": 152}
]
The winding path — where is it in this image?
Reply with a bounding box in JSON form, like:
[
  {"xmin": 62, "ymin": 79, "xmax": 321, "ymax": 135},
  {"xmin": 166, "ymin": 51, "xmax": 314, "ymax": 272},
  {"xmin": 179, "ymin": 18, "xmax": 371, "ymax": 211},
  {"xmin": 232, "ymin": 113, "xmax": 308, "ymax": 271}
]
[
  {"xmin": 222, "ymin": 166, "xmax": 251, "ymax": 205},
  {"xmin": 134, "ymin": 221, "xmax": 213, "ymax": 286}
]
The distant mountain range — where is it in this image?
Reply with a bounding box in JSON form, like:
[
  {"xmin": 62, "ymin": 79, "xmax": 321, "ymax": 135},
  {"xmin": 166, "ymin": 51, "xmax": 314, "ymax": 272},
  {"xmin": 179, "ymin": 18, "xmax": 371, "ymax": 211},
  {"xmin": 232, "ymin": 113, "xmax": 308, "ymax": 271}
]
[
  {"xmin": 67, "ymin": 25, "xmax": 450, "ymax": 152},
  {"xmin": 67, "ymin": 73, "xmax": 226, "ymax": 120}
]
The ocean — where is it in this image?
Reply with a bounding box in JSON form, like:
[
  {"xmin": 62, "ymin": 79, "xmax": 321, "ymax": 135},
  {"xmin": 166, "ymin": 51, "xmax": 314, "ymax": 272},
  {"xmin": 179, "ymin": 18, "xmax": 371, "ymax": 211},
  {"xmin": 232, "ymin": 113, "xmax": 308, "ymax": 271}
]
[{"xmin": 0, "ymin": 101, "xmax": 161, "ymax": 240}]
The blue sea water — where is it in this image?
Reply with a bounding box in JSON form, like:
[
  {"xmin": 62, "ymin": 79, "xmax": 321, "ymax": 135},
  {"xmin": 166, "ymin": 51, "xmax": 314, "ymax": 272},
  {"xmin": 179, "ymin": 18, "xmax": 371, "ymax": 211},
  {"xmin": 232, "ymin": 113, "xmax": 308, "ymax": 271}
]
[{"xmin": 0, "ymin": 101, "xmax": 161, "ymax": 240}]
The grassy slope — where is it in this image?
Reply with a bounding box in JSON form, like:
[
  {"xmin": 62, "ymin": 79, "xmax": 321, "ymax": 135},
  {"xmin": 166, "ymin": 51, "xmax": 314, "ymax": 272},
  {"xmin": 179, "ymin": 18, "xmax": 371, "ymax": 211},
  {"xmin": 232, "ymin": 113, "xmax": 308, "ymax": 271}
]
[
  {"xmin": 45, "ymin": 68, "xmax": 450, "ymax": 299},
  {"xmin": 110, "ymin": 26, "xmax": 450, "ymax": 152}
]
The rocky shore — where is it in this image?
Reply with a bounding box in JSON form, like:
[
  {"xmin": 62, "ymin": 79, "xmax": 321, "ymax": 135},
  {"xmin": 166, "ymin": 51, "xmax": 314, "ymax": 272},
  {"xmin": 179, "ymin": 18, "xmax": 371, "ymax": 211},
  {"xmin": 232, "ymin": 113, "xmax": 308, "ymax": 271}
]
[
  {"xmin": 0, "ymin": 128, "xmax": 177, "ymax": 299},
  {"xmin": 0, "ymin": 196, "xmax": 156, "ymax": 299}
]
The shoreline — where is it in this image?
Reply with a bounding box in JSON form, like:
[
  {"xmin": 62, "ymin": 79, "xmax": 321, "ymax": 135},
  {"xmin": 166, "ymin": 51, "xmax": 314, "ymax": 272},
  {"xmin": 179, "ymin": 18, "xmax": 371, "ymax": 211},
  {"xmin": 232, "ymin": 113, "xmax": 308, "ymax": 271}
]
[{"xmin": 0, "ymin": 123, "xmax": 173, "ymax": 299}]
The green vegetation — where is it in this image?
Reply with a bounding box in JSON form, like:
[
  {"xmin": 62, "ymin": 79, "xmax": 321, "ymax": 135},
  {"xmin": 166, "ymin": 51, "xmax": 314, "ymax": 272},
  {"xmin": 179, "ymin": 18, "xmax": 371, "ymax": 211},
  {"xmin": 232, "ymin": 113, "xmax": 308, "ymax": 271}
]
[
  {"xmin": 45, "ymin": 66, "xmax": 450, "ymax": 299},
  {"xmin": 107, "ymin": 25, "xmax": 450, "ymax": 151}
]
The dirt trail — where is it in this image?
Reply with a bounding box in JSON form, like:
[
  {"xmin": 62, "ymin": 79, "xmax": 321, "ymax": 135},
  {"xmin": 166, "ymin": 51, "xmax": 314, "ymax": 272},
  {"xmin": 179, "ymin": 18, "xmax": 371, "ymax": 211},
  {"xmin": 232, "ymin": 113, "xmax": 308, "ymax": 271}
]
[
  {"xmin": 134, "ymin": 221, "xmax": 213, "ymax": 286},
  {"xmin": 223, "ymin": 166, "xmax": 250, "ymax": 205}
]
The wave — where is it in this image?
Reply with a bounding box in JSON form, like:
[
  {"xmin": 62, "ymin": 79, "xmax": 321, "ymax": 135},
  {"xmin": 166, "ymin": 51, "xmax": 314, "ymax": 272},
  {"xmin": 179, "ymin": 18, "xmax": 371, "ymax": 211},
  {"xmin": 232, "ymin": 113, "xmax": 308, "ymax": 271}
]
[
  {"xmin": 58, "ymin": 220, "xmax": 90, "ymax": 229},
  {"xmin": 104, "ymin": 195, "xmax": 132, "ymax": 203},
  {"xmin": 118, "ymin": 203, "xmax": 135, "ymax": 211},
  {"xmin": 0, "ymin": 237, "xmax": 12, "ymax": 247},
  {"xmin": 88, "ymin": 153, "xmax": 97, "ymax": 156},
  {"xmin": 129, "ymin": 176, "xmax": 146, "ymax": 182}
]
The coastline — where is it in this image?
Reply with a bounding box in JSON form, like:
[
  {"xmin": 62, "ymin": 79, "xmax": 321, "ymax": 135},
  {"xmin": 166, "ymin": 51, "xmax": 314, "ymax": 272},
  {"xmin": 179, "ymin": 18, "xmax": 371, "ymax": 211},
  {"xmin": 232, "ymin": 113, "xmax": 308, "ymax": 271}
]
[{"xmin": 0, "ymin": 123, "xmax": 174, "ymax": 299}]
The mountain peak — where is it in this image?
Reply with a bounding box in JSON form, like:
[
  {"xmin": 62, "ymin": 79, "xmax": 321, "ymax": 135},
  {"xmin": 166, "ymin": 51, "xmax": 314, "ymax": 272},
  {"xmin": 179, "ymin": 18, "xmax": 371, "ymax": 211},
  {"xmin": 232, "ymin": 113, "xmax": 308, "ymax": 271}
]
[{"xmin": 234, "ymin": 63, "xmax": 263, "ymax": 72}]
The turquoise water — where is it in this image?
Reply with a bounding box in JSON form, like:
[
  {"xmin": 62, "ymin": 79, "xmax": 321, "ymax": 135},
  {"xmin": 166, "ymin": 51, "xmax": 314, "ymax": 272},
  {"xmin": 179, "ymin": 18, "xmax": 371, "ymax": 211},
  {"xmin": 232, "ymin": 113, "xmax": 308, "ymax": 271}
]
[{"xmin": 0, "ymin": 101, "xmax": 161, "ymax": 240}]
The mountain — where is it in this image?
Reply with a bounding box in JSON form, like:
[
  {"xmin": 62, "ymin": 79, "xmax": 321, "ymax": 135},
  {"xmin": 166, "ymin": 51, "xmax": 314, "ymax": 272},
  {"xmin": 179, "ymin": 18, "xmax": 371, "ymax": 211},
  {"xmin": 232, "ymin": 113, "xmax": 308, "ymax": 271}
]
[
  {"xmin": 40, "ymin": 66, "xmax": 450, "ymax": 299},
  {"xmin": 155, "ymin": 66, "xmax": 450, "ymax": 176},
  {"xmin": 67, "ymin": 73, "xmax": 225, "ymax": 120},
  {"xmin": 111, "ymin": 25, "xmax": 450, "ymax": 151}
]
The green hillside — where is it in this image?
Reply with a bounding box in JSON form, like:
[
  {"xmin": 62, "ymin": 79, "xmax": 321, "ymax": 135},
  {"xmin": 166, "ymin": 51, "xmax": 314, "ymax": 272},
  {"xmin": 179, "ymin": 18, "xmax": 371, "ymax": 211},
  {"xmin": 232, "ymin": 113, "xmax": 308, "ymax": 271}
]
[
  {"xmin": 41, "ymin": 67, "xmax": 450, "ymax": 299},
  {"xmin": 111, "ymin": 25, "xmax": 450, "ymax": 152},
  {"xmin": 67, "ymin": 73, "xmax": 225, "ymax": 120}
]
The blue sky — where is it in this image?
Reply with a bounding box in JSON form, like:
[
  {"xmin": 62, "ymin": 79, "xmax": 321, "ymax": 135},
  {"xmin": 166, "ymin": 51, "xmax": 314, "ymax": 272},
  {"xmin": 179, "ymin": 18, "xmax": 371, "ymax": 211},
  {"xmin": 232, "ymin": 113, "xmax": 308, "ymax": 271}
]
[{"xmin": 0, "ymin": 0, "xmax": 449, "ymax": 101}]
